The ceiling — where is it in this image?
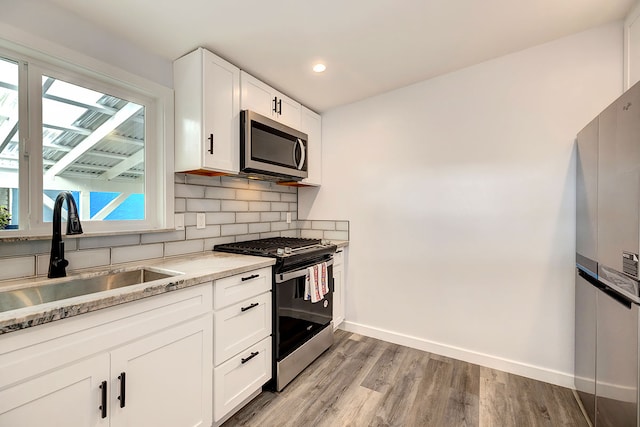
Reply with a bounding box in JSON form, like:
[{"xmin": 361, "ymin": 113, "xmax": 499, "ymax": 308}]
[{"xmin": 47, "ymin": 0, "xmax": 636, "ymax": 112}]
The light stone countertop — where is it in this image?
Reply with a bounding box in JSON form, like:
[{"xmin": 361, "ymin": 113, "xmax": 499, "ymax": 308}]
[{"xmin": 0, "ymin": 251, "xmax": 275, "ymax": 335}]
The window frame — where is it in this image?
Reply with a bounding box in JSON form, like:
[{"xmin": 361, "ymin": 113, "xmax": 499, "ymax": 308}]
[{"xmin": 0, "ymin": 40, "xmax": 174, "ymax": 239}]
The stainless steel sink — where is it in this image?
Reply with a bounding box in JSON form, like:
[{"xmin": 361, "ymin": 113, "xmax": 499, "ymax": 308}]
[{"xmin": 0, "ymin": 267, "xmax": 178, "ymax": 313}]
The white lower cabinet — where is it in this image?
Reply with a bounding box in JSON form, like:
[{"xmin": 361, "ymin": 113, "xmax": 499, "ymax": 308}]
[
  {"xmin": 213, "ymin": 336, "xmax": 271, "ymax": 421},
  {"xmin": 0, "ymin": 353, "xmax": 110, "ymax": 427},
  {"xmin": 110, "ymin": 316, "xmax": 212, "ymax": 427},
  {"xmin": 0, "ymin": 284, "xmax": 213, "ymax": 427},
  {"xmin": 212, "ymin": 268, "xmax": 273, "ymax": 424}
]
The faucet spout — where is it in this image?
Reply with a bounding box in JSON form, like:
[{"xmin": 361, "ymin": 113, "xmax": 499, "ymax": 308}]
[{"xmin": 48, "ymin": 191, "xmax": 83, "ymax": 279}]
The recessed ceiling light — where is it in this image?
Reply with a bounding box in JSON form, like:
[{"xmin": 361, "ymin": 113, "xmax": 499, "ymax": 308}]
[{"xmin": 312, "ymin": 63, "xmax": 326, "ymax": 73}]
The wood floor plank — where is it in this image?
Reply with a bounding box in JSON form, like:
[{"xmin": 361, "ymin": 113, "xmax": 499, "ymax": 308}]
[{"xmin": 223, "ymin": 332, "xmax": 589, "ymax": 427}]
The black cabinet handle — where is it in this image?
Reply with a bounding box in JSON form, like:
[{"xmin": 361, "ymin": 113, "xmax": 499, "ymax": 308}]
[
  {"xmin": 272, "ymin": 96, "xmax": 278, "ymax": 113},
  {"xmin": 99, "ymin": 380, "xmax": 107, "ymax": 419},
  {"xmin": 207, "ymin": 134, "xmax": 214, "ymax": 154},
  {"xmin": 241, "ymin": 274, "xmax": 259, "ymax": 282},
  {"xmin": 241, "ymin": 302, "xmax": 259, "ymax": 312},
  {"xmin": 241, "ymin": 351, "xmax": 259, "ymax": 364},
  {"xmin": 118, "ymin": 372, "xmax": 126, "ymax": 408}
]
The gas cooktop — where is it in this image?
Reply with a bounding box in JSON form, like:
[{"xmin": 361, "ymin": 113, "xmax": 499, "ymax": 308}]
[{"xmin": 214, "ymin": 237, "xmax": 337, "ymax": 269}]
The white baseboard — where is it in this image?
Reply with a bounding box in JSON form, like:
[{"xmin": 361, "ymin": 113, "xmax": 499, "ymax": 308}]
[{"xmin": 340, "ymin": 320, "xmax": 575, "ymax": 388}]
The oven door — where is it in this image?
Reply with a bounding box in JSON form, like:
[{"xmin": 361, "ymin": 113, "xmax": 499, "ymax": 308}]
[{"xmin": 274, "ymin": 263, "xmax": 333, "ymax": 361}]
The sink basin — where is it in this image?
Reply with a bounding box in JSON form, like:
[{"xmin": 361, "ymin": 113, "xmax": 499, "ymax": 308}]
[{"xmin": 0, "ymin": 267, "xmax": 178, "ymax": 313}]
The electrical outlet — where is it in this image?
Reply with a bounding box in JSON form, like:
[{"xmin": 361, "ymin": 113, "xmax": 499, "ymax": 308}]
[
  {"xmin": 286, "ymin": 212, "xmax": 291, "ymax": 224},
  {"xmin": 196, "ymin": 212, "xmax": 206, "ymax": 229},
  {"xmin": 174, "ymin": 213, "xmax": 185, "ymax": 230}
]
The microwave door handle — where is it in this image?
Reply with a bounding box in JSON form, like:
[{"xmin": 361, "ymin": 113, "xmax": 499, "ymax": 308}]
[{"xmin": 296, "ymin": 138, "xmax": 306, "ymax": 170}]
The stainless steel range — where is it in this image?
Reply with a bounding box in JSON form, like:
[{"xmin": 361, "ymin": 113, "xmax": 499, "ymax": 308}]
[{"xmin": 214, "ymin": 237, "xmax": 337, "ymax": 391}]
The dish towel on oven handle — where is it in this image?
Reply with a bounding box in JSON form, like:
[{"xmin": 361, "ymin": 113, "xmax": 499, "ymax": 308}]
[{"xmin": 304, "ymin": 262, "xmax": 329, "ymax": 303}]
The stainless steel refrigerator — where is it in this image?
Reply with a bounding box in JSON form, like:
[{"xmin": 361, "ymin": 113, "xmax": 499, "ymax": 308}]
[{"xmin": 576, "ymin": 81, "xmax": 640, "ymax": 427}]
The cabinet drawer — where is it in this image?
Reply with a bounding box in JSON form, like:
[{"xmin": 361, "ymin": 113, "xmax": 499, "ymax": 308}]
[
  {"xmin": 214, "ymin": 267, "xmax": 271, "ymax": 310},
  {"xmin": 213, "ymin": 336, "xmax": 271, "ymax": 422},
  {"xmin": 214, "ymin": 292, "xmax": 271, "ymax": 365}
]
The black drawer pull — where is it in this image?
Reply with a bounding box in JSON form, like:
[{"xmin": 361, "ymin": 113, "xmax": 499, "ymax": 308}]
[
  {"xmin": 99, "ymin": 381, "xmax": 107, "ymax": 419},
  {"xmin": 241, "ymin": 274, "xmax": 259, "ymax": 282},
  {"xmin": 207, "ymin": 133, "xmax": 214, "ymax": 154},
  {"xmin": 241, "ymin": 351, "xmax": 259, "ymax": 364},
  {"xmin": 241, "ymin": 302, "xmax": 259, "ymax": 312},
  {"xmin": 118, "ymin": 372, "xmax": 126, "ymax": 408}
]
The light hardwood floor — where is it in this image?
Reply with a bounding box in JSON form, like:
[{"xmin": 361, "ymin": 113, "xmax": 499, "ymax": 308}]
[{"xmin": 223, "ymin": 330, "xmax": 588, "ymax": 427}]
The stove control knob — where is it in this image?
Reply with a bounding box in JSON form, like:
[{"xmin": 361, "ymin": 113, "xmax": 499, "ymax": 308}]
[
  {"xmin": 277, "ymin": 248, "xmax": 285, "ymax": 256},
  {"xmin": 284, "ymin": 247, "xmax": 292, "ymax": 254}
]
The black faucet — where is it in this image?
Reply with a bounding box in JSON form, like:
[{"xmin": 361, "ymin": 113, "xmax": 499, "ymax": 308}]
[{"xmin": 48, "ymin": 191, "xmax": 83, "ymax": 278}]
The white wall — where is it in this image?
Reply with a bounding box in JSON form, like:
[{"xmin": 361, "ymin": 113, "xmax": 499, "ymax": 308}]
[{"xmin": 299, "ymin": 22, "xmax": 624, "ymax": 386}]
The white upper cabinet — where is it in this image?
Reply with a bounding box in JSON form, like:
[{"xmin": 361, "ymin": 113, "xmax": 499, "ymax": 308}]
[
  {"xmin": 300, "ymin": 106, "xmax": 322, "ymax": 186},
  {"xmin": 240, "ymin": 71, "xmax": 301, "ymax": 129},
  {"xmin": 174, "ymin": 48, "xmax": 240, "ymax": 175}
]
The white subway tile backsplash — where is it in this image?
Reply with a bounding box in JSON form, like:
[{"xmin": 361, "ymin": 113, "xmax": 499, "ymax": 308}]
[
  {"xmin": 164, "ymin": 239, "xmax": 205, "ymax": 257},
  {"xmin": 235, "ymin": 189, "xmax": 262, "ymax": 201},
  {"xmin": 260, "ymin": 212, "xmax": 281, "ymax": 222},
  {"xmin": 249, "ymin": 201, "xmax": 270, "ymax": 212},
  {"xmin": 186, "ymin": 198, "xmax": 221, "ymax": 212},
  {"xmin": 249, "ymin": 222, "xmax": 270, "ymax": 234},
  {"xmin": 141, "ymin": 230, "xmax": 186, "ymax": 244},
  {"xmin": 0, "ymin": 256, "xmax": 35, "ymax": 280},
  {"xmin": 221, "ymin": 200, "xmax": 249, "ymax": 211},
  {"xmin": 271, "ymin": 202, "xmax": 288, "ymax": 212},
  {"xmin": 271, "ymin": 221, "xmax": 289, "ymax": 232},
  {"xmin": 175, "ymin": 183, "xmax": 205, "ymax": 198},
  {"xmin": 186, "ymin": 225, "xmax": 221, "ymax": 240},
  {"xmin": 111, "ymin": 243, "xmax": 163, "ymax": 265},
  {"xmin": 221, "ymin": 224, "xmax": 248, "ymax": 236},
  {"xmin": 312, "ymin": 221, "xmax": 336, "ymax": 231},
  {"xmin": 174, "ymin": 198, "xmax": 186, "ymax": 212},
  {"xmin": 0, "ymin": 240, "xmax": 50, "ymax": 257},
  {"xmin": 185, "ymin": 174, "xmax": 221, "ymax": 186},
  {"xmin": 336, "ymin": 221, "xmax": 349, "ymax": 231},
  {"xmin": 39, "ymin": 248, "xmax": 111, "ymax": 275},
  {"xmin": 300, "ymin": 229, "xmax": 324, "ymax": 239},
  {"xmin": 184, "ymin": 213, "xmax": 197, "ymax": 226},
  {"xmin": 204, "ymin": 236, "xmax": 235, "ymax": 248},
  {"xmin": 206, "ymin": 212, "xmax": 236, "ymax": 225},
  {"xmin": 236, "ymin": 212, "xmax": 260, "ymax": 223},
  {"xmin": 79, "ymin": 234, "xmax": 140, "ymax": 250},
  {"xmin": 323, "ymin": 230, "xmax": 350, "ymax": 241},
  {"xmin": 260, "ymin": 192, "xmax": 280, "ymax": 202},
  {"xmin": 205, "ymin": 187, "xmax": 236, "ymax": 200},
  {"xmin": 281, "ymin": 193, "xmax": 296, "ymax": 203},
  {"xmin": 221, "ymin": 177, "xmax": 250, "ymax": 189},
  {"xmin": 236, "ymin": 233, "xmax": 261, "ymax": 242},
  {"xmin": 0, "ymin": 175, "xmax": 354, "ymax": 283}
]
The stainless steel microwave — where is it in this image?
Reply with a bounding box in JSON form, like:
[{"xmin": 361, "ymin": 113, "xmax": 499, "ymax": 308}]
[{"xmin": 240, "ymin": 110, "xmax": 308, "ymax": 181}]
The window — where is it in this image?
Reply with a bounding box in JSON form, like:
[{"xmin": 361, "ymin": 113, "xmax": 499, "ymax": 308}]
[{"xmin": 0, "ymin": 43, "xmax": 173, "ymax": 236}]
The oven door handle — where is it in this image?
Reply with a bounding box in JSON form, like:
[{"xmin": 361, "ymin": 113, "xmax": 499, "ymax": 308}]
[{"xmin": 275, "ymin": 259, "xmax": 334, "ymax": 283}]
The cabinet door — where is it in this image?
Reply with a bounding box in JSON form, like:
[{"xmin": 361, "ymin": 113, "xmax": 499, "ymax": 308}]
[
  {"xmin": 300, "ymin": 106, "xmax": 322, "ymax": 186},
  {"xmin": 202, "ymin": 50, "xmax": 240, "ymax": 173},
  {"xmin": 0, "ymin": 353, "xmax": 109, "ymax": 427},
  {"xmin": 275, "ymin": 91, "xmax": 301, "ymax": 129},
  {"xmin": 110, "ymin": 315, "xmax": 212, "ymax": 427},
  {"xmin": 240, "ymin": 71, "xmax": 275, "ymax": 119}
]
